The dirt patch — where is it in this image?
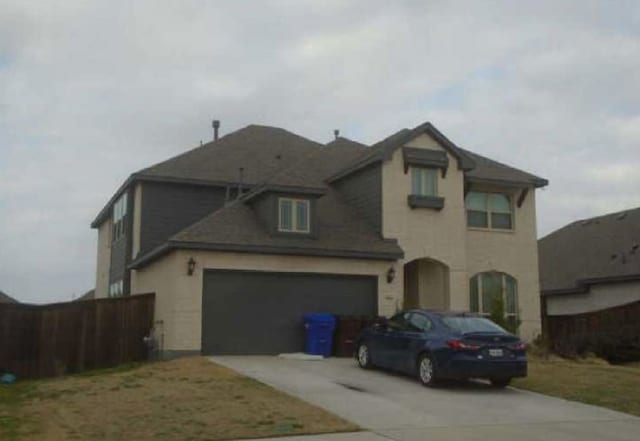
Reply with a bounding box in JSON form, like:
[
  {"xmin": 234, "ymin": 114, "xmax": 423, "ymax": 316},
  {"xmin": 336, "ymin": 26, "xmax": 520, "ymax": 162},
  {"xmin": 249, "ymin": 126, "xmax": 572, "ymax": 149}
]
[{"xmin": 3, "ymin": 357, "xmax": 358, "ymax": 440}]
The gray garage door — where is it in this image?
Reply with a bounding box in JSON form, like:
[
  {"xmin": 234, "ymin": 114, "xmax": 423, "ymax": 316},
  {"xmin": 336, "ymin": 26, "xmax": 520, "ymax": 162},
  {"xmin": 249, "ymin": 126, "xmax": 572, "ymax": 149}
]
[{"xmin": 202, "ymin": 270, "xmax": 378, "ymax": 355}]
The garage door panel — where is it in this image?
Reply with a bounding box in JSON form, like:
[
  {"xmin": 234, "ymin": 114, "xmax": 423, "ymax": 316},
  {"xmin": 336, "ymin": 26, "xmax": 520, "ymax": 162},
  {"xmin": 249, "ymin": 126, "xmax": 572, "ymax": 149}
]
[{"xmin": 202, "ymin": 270, "xmax": 377, "ymax": 355}]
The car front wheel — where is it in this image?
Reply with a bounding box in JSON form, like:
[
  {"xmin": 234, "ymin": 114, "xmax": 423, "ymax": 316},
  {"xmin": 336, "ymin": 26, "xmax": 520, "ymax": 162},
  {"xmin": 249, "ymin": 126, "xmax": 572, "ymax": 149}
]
[
  {"xmin": 356, "ymin": 343, "xmax": 373, "ymax": 369},
  {"xmin": 417, "ymin": 354, "xmax": 438, "ymax": 387}
]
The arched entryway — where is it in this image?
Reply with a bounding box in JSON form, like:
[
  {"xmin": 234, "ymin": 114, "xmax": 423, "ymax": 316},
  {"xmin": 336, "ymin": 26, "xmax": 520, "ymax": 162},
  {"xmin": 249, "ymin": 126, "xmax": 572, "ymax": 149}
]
[{"xmin": 403, "ymin": 258, "xmax": 450, "ymax": 310}]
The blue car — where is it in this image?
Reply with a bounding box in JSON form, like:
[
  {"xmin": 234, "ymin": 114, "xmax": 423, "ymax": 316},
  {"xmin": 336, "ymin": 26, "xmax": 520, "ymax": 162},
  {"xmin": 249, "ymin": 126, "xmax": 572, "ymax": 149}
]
[{"xmin": 355, "ymin": 310, "xmax": 527, "ymax": 388}]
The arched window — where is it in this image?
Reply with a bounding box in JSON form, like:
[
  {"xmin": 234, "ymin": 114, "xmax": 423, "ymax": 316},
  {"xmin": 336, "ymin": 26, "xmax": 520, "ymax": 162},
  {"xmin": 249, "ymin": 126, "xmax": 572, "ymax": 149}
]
[{"xmin": 469, "ymin": 272, "xmax": 518, "ymax": 323}]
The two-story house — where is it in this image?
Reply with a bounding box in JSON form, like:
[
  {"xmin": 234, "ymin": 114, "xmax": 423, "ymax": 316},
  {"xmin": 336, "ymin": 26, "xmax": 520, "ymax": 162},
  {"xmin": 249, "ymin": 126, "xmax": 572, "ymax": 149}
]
[{"xmin": 91, "ymin": 121, "xmax": 548, "ymax": 356}]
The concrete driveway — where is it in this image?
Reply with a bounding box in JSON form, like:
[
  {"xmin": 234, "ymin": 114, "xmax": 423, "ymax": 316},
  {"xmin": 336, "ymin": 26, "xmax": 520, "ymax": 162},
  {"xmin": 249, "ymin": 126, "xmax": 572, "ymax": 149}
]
[{"xmin": 211, "ymin": 356, "xmax": 640, "ymax": 441}]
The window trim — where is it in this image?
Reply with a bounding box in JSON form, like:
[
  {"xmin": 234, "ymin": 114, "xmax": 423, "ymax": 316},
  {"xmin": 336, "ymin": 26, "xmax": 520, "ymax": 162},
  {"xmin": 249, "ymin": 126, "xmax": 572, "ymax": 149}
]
[
  {"xmin": 465, "ymin": 191, "xmax": 514, "ymax": 231},
  {"xmin": 277, "ymin": 197, "xmax": 311, "ymax": 233}
]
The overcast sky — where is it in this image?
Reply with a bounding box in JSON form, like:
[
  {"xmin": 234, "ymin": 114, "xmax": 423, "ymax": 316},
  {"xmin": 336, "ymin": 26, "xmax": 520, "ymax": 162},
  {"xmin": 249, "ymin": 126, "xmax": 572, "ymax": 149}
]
[{"xmin": 1, "ymin": 1, "xmax": 639, "ymax": 303}]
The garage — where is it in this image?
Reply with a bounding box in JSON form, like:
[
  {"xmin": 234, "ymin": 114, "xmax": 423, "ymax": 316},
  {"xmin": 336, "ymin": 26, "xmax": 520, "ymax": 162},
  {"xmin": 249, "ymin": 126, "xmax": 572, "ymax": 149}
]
[{"xmin": 202, "ymin": 269, "xmax": 378, "ymax": 355}]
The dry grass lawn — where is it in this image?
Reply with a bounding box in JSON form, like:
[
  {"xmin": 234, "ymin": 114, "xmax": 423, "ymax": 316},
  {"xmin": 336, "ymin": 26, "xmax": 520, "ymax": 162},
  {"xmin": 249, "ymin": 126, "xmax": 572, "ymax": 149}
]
[
  {"xmin": 514, "ymin": 354, "xmax": 640, "ymax": 417},
  {"xmin": 0, "ymin": 357, "xmax": 358, "ymax": 441}
]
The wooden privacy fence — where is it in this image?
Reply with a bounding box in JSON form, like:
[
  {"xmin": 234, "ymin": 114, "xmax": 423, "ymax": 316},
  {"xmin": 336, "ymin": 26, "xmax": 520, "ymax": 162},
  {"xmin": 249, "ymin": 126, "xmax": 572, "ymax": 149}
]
[
  {"xmin": 545, "ymin": 299, "xmax": 640, "ymax": 362},
  {"xmin": 0, "ymin": 293, "xmax": 154, "ymax": 379}
]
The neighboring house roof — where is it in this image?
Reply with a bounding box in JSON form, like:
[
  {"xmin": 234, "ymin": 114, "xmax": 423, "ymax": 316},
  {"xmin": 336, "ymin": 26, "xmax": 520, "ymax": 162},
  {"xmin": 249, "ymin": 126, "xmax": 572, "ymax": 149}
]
[
  {"xmin": 539, "ymin": 207, "xmax": 640, "ymax": 295},
  {"xmin": 131, "ymin": 188, "xmax": 404, "ymax": 269},
  {"xmin": 75, "ymin": 289, "xmax": 95, "ymax": 301},
  {"xmin": 0, "ymin": 290, "xmax": 18, "ymax": 303}
]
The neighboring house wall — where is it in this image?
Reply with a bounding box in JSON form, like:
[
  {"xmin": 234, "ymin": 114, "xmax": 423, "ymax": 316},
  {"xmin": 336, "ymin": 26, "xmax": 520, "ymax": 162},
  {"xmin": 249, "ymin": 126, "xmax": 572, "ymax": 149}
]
[
  {"xmin": 138, "ymin": 182, "xmax": 227, "ymax": 256},
  {"xmin": 546, "ymin": 281, "xmax": 640, "ymax": 316},
  {"xmin": 94, "ymin": 217, "xmax": 112, "ymax": 299},
  {"xmin": 466, "ymin": 188, "xmax": 541, "ymax": 340},
  {"xmin": 131, "ymin": 250, "xmax": 401, "ymax": 352},
  {"xmin": 334, "ymin": 164, "xmax": 382, "ymax": 232},
  {"xmin": 382, "ymin": 133, "xmax": 469, "ymax": 311}
]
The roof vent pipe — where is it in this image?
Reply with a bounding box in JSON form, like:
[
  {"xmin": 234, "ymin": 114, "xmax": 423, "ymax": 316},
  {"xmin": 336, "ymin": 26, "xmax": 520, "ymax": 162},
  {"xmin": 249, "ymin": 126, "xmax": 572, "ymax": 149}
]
[
  {"xmin": 212, "ymin": 120, "xmax": 220, "ymax": 141},
  {"xmin": 334, "ymin": 129, "xmax": 340, "ymax": 139}
]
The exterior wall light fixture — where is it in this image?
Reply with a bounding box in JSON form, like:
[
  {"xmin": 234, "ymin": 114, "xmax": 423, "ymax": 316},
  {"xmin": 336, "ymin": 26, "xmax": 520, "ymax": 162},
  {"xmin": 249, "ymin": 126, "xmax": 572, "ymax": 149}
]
[
  {"xmin": 187, "ymin": 257, "xmax": 196, "ymax": 276},
  {"xmin": 387, "ymin": 266, "xmax": 396, "ymax": 284}
]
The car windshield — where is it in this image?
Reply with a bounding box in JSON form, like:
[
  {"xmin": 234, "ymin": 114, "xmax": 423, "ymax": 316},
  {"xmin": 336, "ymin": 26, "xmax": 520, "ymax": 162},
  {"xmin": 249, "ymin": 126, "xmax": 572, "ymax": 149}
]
[{"xmin": 441, "ymin": 316, "xmax": 506, "ymax": 334}]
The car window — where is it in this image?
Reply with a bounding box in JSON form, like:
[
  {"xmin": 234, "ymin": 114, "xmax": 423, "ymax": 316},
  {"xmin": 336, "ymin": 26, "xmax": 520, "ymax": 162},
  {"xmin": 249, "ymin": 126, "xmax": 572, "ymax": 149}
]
[
  {"xmin": 407, "ymin": 313, "xmax": 432, "ymax": 332},
  {"xmin": 441, "ymin": 316, "xmax": 506, "ymax": 334}
]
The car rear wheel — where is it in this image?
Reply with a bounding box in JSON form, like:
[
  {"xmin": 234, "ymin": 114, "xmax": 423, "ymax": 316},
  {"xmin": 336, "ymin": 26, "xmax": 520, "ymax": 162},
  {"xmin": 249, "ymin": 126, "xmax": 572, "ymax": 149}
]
[
  {"xmin": 417, "ymin": 354, "xmax": 438, "ymax": 387},
  {"xmin": 490, "ymin": 378, "xmax": 511, "ymax": 388},
  {"xmin": 356, "ymin": 343, "xmax": 373, "ymax": 369}
]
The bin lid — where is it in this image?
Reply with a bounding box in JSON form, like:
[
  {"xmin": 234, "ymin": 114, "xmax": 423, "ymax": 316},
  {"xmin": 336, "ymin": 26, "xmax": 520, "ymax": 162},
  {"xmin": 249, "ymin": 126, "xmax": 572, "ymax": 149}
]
[{"xmin": 303, "ymin": 313, "xmax": 336, "ymax": 323}]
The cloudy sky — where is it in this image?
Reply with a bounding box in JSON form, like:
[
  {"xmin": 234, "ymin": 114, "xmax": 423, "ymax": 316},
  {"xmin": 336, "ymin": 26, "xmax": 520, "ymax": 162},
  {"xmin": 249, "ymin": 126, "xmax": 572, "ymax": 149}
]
[{"xmin": 1, "ymin": 1, "xmax": 638, "ymax": 303}]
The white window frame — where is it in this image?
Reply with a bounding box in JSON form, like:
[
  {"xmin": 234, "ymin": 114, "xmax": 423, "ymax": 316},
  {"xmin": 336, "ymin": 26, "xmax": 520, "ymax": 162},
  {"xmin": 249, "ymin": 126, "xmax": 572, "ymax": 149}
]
[
  {"xmin": 410, "ymin": 167, "xmax": 438, "ymax": 197},
  {"xmin": 465, "ymin": 191, "xmax": 514, "ymax": 230},
  {"xmin": 278, "ymin": 197, "xmax": 310, "ymax": 233},
  {"xmin": 108, "ymin": 280, "xmax": 124, "ymax": 298}
]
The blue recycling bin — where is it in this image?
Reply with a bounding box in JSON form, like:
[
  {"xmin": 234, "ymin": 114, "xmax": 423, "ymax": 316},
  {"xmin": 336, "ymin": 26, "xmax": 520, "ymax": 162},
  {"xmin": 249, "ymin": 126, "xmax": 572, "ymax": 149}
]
[{"xmin": 303, "ymin": 313, "xmax": 337, "ymax": 357}]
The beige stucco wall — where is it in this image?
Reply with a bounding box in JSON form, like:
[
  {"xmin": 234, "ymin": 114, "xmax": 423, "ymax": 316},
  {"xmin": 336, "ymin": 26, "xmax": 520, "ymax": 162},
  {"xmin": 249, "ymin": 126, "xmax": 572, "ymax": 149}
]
[
  {"xmin": 94, "ymin": 218, "xmax": 112, "ymax": 299},
  {"xmin": 382, "ymin": 132, "xmax": 542, "ymax": 340},
  {"xmin": 131, "ymin": 250, "xmax": 400, "ymax": 352},
  {"xmin": 130, "ymin": 252, "xmax": 180, "ymax": 352},
  {"xmin": 546, "ymin": 281, "xmax": 640, "ymax": 316},
  {"xmin": 466, "ymin": 189, "xmax": 541, "ymax": 340},
  {"xmin": 382, "ymin": 133, "xmax": 468, "ymax": 312},
  {"xmin": 132, "ymin": 183, "xmax": 143, "ymax": 259}
]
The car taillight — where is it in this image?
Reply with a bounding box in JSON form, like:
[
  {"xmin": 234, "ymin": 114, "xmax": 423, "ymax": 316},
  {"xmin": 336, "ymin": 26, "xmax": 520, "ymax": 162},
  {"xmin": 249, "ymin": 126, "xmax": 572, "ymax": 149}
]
[
  {"xmin": 509, "ymin": 341, "xmax": 527, "ymax": 351},
  {"xmin": 447, "ymin": 340, "xmax": 480, "ymax": 350}
]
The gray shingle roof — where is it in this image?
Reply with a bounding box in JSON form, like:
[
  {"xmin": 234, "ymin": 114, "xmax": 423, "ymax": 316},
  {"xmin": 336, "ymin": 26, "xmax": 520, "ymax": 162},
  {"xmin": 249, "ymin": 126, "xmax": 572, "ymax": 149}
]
[
  {"xmin": 75, "ymin": 289, "xmax": 95, "ymax": 302},
  {"xmin": 165, "ymin": 188, "xmax": 403, "ymax": 260},
  {"xmin": 138, "ymin": 124, "xmax": 325, "ymax": 186},
  {"xmin": 538, "ymin": 207, "xmax": 640, "ymax": 294},
  {"xmin": 328, "ymin": 122, "xmax": 547, "ymax": 188},
  {"xmin": 0, "ymin": 290, "xmax": 18, "ymax": 303},
  {"xmin": 459, "ymin": 148, "xmax": 548, "ymax": 187}
]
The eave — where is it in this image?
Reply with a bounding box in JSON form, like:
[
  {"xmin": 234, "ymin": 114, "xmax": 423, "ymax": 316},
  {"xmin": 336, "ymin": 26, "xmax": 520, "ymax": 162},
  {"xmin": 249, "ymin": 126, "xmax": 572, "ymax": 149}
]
[{"xmin": 129, "ymin": 240, "xmax": 404, "ymax": 270}]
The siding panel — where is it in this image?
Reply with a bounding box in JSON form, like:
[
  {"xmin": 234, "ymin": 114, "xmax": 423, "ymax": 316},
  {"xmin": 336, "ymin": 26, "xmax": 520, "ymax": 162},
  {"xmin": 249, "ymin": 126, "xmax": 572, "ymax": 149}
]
[
  {"xmin": 139, "ymin": 182, "xmax": 227, "ymax": 255},
  {"xmin": 334, "ymin": 164, "xmax": 382, "ymax": 233}
]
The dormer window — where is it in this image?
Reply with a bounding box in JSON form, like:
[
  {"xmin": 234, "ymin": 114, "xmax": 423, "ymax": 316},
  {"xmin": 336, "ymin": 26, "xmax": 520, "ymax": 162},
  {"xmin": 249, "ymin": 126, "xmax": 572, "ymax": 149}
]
[
  {"xmin": 411, "ymin": 167, "xmax": 437, "ymax": 196},
  {"xmin": 278, "ymin": 198, "xmax": 310, "ymax": 233}
]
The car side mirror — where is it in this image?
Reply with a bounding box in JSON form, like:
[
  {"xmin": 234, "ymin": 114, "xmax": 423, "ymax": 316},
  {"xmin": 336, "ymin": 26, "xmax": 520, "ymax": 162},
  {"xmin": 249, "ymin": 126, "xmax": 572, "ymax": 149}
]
[{"xmin": 372, "ymin": 318, "xmax": 388, "ymax": 329}]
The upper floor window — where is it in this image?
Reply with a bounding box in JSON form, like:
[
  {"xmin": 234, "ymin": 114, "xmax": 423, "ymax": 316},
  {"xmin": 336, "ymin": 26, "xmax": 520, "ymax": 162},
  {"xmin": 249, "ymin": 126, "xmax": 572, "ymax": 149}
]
[
  {"xmin": 112, "ymin": 193, "xmax": 127, "ymax": 242},
  {"xmin": 465, "ymin": 192, "xmax": 512, "ymax": 229},
  {"xmin": 469, "ymin": 272, "xmax": 518, "ymax": 329},
  {"xmin": 411, "ymin": 167, "xmax": 437, "ymax": 197},
  {"xmin": 278, "ymin": 198, "xmax": 310, "ymax": 233}
]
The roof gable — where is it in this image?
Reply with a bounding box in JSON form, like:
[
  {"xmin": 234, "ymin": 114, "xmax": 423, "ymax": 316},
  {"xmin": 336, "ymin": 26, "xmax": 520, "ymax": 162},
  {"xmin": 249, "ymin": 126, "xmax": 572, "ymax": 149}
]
[
  {"xmin": 327, "ymin": 122, "xmax": 474, "ymax": 183},
  {"xmin": 327, "ymin": 121, "xmax": 547, "ymax": 188}
]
